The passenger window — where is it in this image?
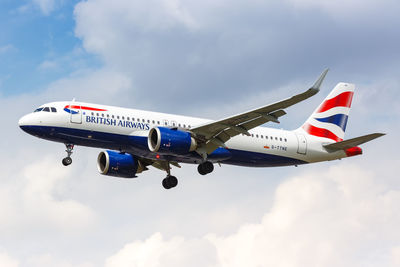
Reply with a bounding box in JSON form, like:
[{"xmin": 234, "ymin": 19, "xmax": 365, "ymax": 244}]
[
  {"xmin": 127, "ymin": 117, "xmax": 130, "ymax": 121},
  {"xmin": 157, "ymin": 121, "xmax": 160, "ymax": 125},
  {"xmin": 122, "ymin": 116, "xmax": 125, "ymax": 120},
  {"xmin": 256, "ymin": 134, "xmax": 259, "ymax": 138},
  {"xmin": 107, "ymin": 114, "xmax": 110, "ymax": 118},
  {"xmin": 261, "ymin": 135, "xmax": 263, "ymax": 139},
  {"xmin": 102, "ymin": 113, "xmax": 104, "ymax": 117},
  {"xmin": 43, "ymin": 107, "xmax": 50, "ymax": 112},
  {"xmin": 280, "ymin": 138, "xmax": 282, "ymax": 141},
  {"xmin": 284, "ymin": 138, "xmax": 287, "ymax": 142},
  {"xmin": 183, "ymin": 124, "xmax": 186, "ymax": 128},
  {"xmin": 142, "ymin": 119, "xmax": 145, "ymax": 122},
  {"xmin": 152, "ymin": 120, "xmax": 155, "ymax": 124},
  {"xmin": 117, "ymin": 116, "xmax": 120, "ymax": 119},
  {"xmin": 147, "ymin": 120, "xmax": 150, "ymax": 123},
  {"xmin": 91, "ymin": 112, "xmax": 94, "ymax": 116},
  {"xmin": 112, "ymin": 115, "xmax": 115, "ymax": 119},
  {"xmin": 51, "ymin": 107, "xmax": 57, "ymax": 112},
  {"xmin": 275, "ymin": 137, "xmax": 278, "ymax": 140}
]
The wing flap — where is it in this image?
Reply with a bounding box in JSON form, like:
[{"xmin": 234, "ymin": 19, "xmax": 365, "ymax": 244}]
[{"xmin": 323, "ymin": 133, "xmax": 385, "ymax": 151}]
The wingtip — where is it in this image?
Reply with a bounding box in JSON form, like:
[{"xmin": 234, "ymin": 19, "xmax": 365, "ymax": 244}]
[{"xmin": 311, "ymin": 68, "xmax": 329, "ymax": 91}]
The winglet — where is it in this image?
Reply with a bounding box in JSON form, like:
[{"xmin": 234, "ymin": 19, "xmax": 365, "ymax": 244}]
[{"xmin": 311, "ymin": 68, "xmax": 329, "ymax": 91}]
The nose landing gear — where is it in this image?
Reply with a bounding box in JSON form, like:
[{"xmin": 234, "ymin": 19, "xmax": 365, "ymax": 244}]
[{"xmin": 62, "ymin": 144, "xmax": 74, "ymax": 166}]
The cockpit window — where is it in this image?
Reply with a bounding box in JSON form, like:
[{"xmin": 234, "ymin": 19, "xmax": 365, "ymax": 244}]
[
  {"xmin": 34, "ymin": 107, "xmax": 43, "ymax": 112},
  {"xmin": 51, "ymin": 107, "xmax": 57, "ymax": 112},
  {"xmin": 43, "ymin": 107, "xmax": 50, "ymax": 112}
]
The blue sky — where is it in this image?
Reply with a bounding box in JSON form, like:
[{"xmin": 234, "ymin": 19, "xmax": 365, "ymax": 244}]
[
  {"xmin": 0, "ymin": 0, "xmax": 97, "ymax": 96},
  {"xmin": 0, "ymin": 0, "xmax": 400, "ymax": 266}
]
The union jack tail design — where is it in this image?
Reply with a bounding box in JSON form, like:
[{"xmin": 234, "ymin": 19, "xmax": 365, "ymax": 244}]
[{"xmin": 300, "ymin": 82, "xmax": 355, "ymax": 142}]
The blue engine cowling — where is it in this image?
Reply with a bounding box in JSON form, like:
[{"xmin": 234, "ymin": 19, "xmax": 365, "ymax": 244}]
[
  {"xmin": 97, "ymin": 150, "xmax": 142, "ymax": 178},
  {"xmin": 148, "ymin": 127, "xmax": 197, "ymax": 155}
]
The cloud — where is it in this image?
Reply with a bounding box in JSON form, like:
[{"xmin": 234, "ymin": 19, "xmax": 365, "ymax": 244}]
[
  {"xmin": 32, "ymin": 0, "xmax": 57, "ymax": 15},
  {"xmin": 0, "ymin": 44, "xmax": 15, "ymax": 54},
  {"xmin": 73, "ymin": 0, "xmax": 400, "ymax": 114},
  {"xmin": 105, "ymin": 232, "xmax": 216, "ymax": 267},
  {"xmin": 38, "ymin": 60, "xmax": 59, "ymax": 71},
  {"xmin": 0, "ymin": 156, "xmax": 96, "ymax": 234},
  {"xmin": 26, "ymin": 254, "xmax": 94, "ymax": 267},
  {"xmin": 0, "ymin": 252, "xmax": 19, "ymax": 267},
  {"xmin": 105, "ymin": 163, "xmax": 400, "ymax": 267}
]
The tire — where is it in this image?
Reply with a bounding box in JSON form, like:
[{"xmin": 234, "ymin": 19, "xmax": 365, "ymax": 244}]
[
  {"xmin": 197, "ymin": 164, "xmax": 207, "ymax": 175},
  {"xmin": 198, "ymin": 161, "xmax": 214, "ymax": 175},
  {"xmin": 62, "ymin": 157, "xmax": 72, "ymax": 166}
]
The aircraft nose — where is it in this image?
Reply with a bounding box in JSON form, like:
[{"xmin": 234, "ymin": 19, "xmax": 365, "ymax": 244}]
[
  {"xmin": 18, "ymin": 114, "xmax": 28, "ymax": 127},
  {"xmin": 18, "ymin": 114, "xmax": 38, "ymax": 135}
]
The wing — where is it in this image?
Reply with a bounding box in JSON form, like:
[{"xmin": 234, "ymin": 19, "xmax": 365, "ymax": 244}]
[{"xmin": 191, "ymin": 69, "xmax": 329, "ymax": 155}]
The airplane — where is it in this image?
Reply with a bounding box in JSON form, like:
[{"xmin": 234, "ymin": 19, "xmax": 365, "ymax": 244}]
[{"xmin": 18, "ymin": 69, "xmax": 385, "ymax": 189}]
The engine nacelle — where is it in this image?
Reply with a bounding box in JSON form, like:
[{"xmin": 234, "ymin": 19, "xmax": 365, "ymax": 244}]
[
  {"xmin": 97, "ymin": 150, "xmax": 144, "ymax": 178},
  {"xmin": 148, "ymin": 127, "xmax": 197, "ymax": 155}
]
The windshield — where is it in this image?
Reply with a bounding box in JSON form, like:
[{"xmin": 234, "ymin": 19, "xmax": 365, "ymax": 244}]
[{"xmin": 34, "ymin": 107, "xmax": 43, "ymax": 112}]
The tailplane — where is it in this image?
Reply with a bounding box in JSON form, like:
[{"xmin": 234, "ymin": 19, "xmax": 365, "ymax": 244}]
[{"xmin": 300, "ymin": 82, "xmax": 355, "ymax": 142}]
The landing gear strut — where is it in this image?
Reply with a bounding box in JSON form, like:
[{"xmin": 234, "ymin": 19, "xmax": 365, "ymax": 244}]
[
  {"xmin": 162, "ymin": 162, "xmax": 178, "ymax": 189},
  {"xmin": 62, "ymin": 144, "xmax": 74, "ymax": 166},
  {"xmin": 198, "ymin": 161, "xmax": 214, "ymax": 175}
]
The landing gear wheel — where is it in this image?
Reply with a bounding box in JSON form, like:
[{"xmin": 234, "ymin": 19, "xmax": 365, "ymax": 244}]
[
  {"xmin": 62, "ymin": 157, "xmax": 72, "ymax": 166},
  {"xmin": 62, "ymin": 143, "xmax": 74, "ymax": 166},
  {"xmin": 162, "ymin": 176, "xmax": 178, "ymax": 189},
  {"xmin": 198, "ymin": 161, "xmax": 214, "ymax": 175}
]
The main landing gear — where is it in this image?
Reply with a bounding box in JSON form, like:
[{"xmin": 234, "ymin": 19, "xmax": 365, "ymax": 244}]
[
  {"xmin": 197, "ymin": 161, "xmax": 214, "ymax": 175},
  {"xmin": 162, "ymin": 162, "xmax": 178, "ymax": 190},
  {"xmin": 62, "ymin": 144, "xmax": 74, "ymax": 166}
]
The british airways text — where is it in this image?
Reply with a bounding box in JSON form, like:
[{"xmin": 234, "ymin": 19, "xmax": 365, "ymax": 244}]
[{"xmin": 85, "ymin": 116, "xmax": 150, "ymax": 130}]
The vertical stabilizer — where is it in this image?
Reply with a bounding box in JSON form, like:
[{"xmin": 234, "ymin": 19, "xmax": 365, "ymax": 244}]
[{"xmin": 299, "ymin": 82, "xmax": 355, "ymax": 142}]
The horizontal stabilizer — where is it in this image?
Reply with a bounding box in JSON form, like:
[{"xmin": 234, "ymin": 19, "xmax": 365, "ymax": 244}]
[{"xmin": 323, "ymin": 133, "xmax": 385, "ymax": 151}]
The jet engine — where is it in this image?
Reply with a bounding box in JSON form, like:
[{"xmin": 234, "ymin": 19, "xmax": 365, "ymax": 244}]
[
  {"xmin": 148, "ymin": 127, "xmax": 197, "ymax": 155},
  {"xmin": 97, "ymin": 150, "xmax": 145, "ymax": 178}
]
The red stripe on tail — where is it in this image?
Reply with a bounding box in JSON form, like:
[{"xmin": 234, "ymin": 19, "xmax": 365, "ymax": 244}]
[
  {"xmin": 302, "ymin": 123, "xmax": 343, "ymax": 142},
  {"xmin": 317, "ymin": 91, "xmax": 354, "ymax": 113}
]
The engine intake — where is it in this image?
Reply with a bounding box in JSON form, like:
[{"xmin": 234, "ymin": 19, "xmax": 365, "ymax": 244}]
[
  {"xmin": 97, "ymin": 150, "xmax": 144, "ymax": 178},
  {"xmin": 148, "ymin": 127, "xmax": 197, "ymax": 155}
]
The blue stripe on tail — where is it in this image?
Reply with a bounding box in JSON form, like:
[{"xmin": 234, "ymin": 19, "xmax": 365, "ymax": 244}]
[{"xmin": 315, "ymin": 114, "xmax": 349, "ymax": 131}]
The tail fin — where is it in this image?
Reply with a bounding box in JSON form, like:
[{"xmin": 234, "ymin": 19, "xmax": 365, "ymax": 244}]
[{"xmin": 300, "ymin": 82, "xmax": 355, "ymax": 142}]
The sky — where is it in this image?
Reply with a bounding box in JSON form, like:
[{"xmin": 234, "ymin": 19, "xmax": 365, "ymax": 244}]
[{"xmin": 0, "ymin": 0, "xmax": 400, "ymax": 266}]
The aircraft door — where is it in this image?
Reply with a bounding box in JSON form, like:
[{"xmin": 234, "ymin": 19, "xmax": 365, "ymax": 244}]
[
  {"xmin": 296, "ymin": 133, "xmax": 307, "ymax": 155},
  {"xmin": 70, "ymin": 104, "xmax": 82, "ymax": 124}
]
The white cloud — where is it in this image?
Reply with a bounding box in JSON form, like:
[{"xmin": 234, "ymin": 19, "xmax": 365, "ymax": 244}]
[
  {"xmin": 0, "ymin": 252, "xmax": 19, "ymax": 267},
  {"xmin": 0, "ymin": 44, "xmax": 15, "ymax": 54},
  {"xmin": 32, "ymin": 0, "xmax": 56, "ymax": 15},
  {"xmin": 0, "ymin": 156, "xmax": 96, "ymax": 233},
  {"xmin": 105, "ymin": 232, "xmax": 216, "ymax": 267},
  {"xmin": 26, "ymin": 254, "xmax": 94, "ymax": 267},
  {"xmin": 105, "ymin": 164, "xmax": 400, "ymax": 267},
  {"xmin": 38, "ymin": 60, "xmax": 58, "ymax": 71}
]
